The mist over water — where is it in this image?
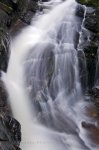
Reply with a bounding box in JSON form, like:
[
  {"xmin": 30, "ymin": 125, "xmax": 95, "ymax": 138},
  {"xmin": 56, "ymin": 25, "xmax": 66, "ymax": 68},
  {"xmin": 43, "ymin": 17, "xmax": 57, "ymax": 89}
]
[{"xmin": 2, "ymin": 0, "xmax": 99, "ymax": 150}]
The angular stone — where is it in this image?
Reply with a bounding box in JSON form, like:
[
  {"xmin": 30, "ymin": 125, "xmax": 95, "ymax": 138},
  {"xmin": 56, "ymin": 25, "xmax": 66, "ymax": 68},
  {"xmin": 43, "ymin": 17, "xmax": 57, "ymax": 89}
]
[{"xmin": 0, "ymin": 115, "xmax": 21, "ymax": 149}]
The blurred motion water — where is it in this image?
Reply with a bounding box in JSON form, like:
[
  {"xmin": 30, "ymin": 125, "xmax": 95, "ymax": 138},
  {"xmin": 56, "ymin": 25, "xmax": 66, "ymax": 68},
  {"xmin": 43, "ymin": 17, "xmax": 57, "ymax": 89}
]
[{"xmin": 2, "ymin": 0, "xmax": 99, "ymax": 150}]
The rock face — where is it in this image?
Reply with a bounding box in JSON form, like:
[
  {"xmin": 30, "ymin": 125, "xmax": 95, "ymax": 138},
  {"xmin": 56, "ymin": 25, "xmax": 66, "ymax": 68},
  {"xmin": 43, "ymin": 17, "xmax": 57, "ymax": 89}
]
[
  {"xmin": 0, "ymin": 29, "xmax": 9, "ymax": 72},
  {"xmin": 75, "ymin": 4, "xmax": 88, "ymax": 92},
  {"xmin": 0, "ymin": 0, "xmax": 38, "ymax": 149},
  {"xmin": 76, "ymin": 0, "xmax": 99, "ymax": 91},
  {"xmin": 76, "ymin": 0, "xmax": 99, "ymax": 116},
  {"xmin": 0, "ymin": 115, "xmax": 21, "ymax": 150},
  {"xmin": 0, "ymin": 0, "xmax": 38, "ymax": 27}
]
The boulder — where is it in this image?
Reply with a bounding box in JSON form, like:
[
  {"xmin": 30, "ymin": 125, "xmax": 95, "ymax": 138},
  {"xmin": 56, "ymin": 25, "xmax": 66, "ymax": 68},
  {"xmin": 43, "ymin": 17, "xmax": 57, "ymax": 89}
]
[{"xmin": 0, "ymin": 115, "xmax": 21, "ymax": 150}]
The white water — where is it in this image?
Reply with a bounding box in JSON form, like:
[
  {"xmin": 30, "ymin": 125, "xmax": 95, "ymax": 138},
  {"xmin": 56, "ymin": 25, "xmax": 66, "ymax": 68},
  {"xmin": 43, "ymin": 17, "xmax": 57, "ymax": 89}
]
[{"xmin": 2, "ymin": 0, "xmax": 99, "ymax": 150}]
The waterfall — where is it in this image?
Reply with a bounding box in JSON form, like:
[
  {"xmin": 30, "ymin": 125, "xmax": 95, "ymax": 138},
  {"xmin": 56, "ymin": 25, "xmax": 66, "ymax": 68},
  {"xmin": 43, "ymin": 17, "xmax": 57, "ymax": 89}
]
[{"xmin": 1, "ymin": 0, "xmax": 99, "ymax": 150}]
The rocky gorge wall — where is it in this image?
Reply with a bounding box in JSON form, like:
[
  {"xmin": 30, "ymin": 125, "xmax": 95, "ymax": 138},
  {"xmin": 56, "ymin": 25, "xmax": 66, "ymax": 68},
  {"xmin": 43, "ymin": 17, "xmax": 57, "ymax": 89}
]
[
  {"xmin": 76, "ymin": 0, "xmax": 99, "ymax": 113},
  {"xmin": 76, "ymin": 0, "xmax": 99, "ymax": 91}
]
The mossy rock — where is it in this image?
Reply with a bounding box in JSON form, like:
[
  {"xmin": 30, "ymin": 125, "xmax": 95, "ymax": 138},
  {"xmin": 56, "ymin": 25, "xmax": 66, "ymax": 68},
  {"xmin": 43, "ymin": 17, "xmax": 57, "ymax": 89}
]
[
  {"xmin": 0, "ymin": 0, "xmax": 28, "ymax": 13},
  {"xmin": 0, "ymin": 0, "xmax": 29, "ymax": 25},
  {"xmin": 76, "ymin": 0, "xmax": 99, "ymax": 8},
  {"xmin": 0, "ymin": 1, "xmax": 13, "ymax": 14}
]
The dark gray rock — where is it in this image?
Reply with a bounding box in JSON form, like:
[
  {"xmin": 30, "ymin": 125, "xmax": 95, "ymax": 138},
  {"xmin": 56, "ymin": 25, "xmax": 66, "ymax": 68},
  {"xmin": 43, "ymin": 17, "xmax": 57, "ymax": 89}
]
[
  {"xmin": 0, "ymin": 115, "xmax": 21, "ymax": 150},
  {"xmin": 21, "ymin": 11, "xmax": 34, "ymax": 24},
  {"xmin": 0, "ymin": 81, "xmax": 8, "ymax": 110},
  {"xmin": 0, "ymin": 29, "xmax": 9, "ymax": 72},
  {"xmin": 92, "ymin": 87, "xmax": 99, "ymax": 98},
  {"xmin": 28, "ymin": 0, "xmax": 38, "ymax": 12},
  {"xmin": 4, "ymin": 115, "xmax": 21, "ymax": 143},
  {"xmin": 84, "ymin": 8, "xmax": 99, "ymax": 33},
  {"xmin": 0, "ymin": 10, "xmax": 11, "ymax": 28},
  {"xmin": 76, "ymin": 4, "xmax": 84, "ymax": 18},
  {"xmin": 77, "ymin": 5, "xmax": 99, "ymax": 91},
  {"xmin": 78, "ymin": 50, "xmax": 87, "ymax": 92}
]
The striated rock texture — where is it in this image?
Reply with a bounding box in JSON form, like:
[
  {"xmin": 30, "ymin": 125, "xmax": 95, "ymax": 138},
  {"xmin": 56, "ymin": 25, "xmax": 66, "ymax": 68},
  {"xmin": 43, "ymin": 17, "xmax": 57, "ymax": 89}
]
[{"xmin": 0, "ymin": 0, "xmax": 38, "ymax": 149}]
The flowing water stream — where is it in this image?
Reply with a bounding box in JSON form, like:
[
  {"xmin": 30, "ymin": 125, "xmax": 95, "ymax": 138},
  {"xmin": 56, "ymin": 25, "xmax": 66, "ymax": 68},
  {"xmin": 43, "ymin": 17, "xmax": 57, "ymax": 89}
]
[{"xmin": 1, "ymin": 0, "xmax": 99, "ymax": 150}]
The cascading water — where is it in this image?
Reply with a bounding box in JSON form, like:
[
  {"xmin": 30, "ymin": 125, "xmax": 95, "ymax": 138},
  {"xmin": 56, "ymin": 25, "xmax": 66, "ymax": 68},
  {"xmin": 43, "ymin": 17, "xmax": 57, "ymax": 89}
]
[{"xmin": 1, "ymin": 0, "xmax": 99, "ymax": 150}]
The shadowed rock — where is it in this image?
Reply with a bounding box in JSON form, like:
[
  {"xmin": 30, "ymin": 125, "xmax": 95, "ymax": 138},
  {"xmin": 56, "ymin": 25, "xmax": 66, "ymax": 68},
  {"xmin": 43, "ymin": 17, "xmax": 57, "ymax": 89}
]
[{"xmin": 0, "ymin": 115, "xmax": 21, "ymax": 150}]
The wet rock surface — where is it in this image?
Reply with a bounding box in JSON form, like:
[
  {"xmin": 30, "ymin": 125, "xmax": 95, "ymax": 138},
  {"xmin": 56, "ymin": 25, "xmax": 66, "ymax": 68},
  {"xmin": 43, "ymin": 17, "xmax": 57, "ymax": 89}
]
[
  {"xmin": 77, "ymin": 2, "xmax": 99, "ymax": 90},
  {"xmin": 76, "ymin": 4, "xmax": 85, "ymax": 18},
  {"xmin": 82, "ymin": 121, "xmax": 99, "ymax": 144},
  {"xmin": 76, "ymin": 1, "xmax": 99, "ymax": 131},
  {"xmin": 0, "ymin": 115, "xmax": 21, "ymax": 150},
  {"xmin": 0, "ymin": 29, "xmax": 9, "ymax": 72},
  {"xmin": 80, "ymin": 103, "xmax": 99, "ymax": 145}
]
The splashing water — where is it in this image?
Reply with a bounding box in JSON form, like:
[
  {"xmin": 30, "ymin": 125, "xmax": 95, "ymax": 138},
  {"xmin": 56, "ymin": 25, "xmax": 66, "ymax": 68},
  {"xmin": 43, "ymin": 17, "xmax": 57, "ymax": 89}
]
[{"xmin": 2, "ymin": 0, "xmax": 99, "ymax": 150}]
